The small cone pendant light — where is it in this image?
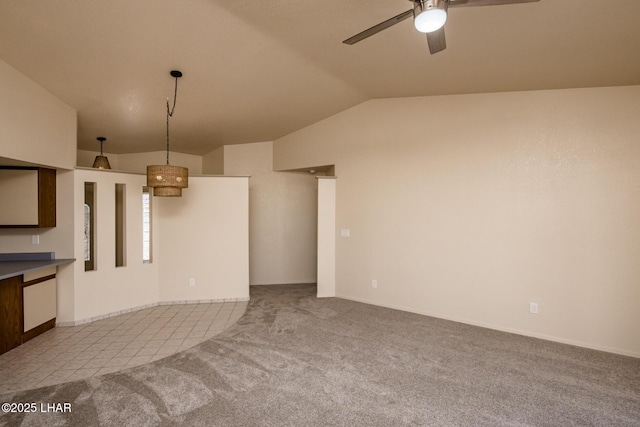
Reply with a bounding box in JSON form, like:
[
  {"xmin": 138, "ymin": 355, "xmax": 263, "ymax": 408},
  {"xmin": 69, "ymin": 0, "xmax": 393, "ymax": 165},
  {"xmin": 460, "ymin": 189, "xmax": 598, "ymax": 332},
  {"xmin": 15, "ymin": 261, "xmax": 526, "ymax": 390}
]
[{"xmin": 92, "ymin": 137, "xmax": 111, "ymax": 169}]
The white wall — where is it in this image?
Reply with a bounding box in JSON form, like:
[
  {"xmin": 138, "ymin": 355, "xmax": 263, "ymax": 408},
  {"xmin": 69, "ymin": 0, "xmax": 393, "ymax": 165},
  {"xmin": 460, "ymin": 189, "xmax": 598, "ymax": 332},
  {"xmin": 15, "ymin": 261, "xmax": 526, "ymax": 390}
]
[
  {"xmin": 202, "ymin": 146, "xmax": 224, "ymax": 174},
  {"xmin": 72, "ymin": 169, "xmax": 159, "ymax": 322},
  {"xmin": 224, "ymin": 141, "xmax": 318, "ymax": 285},
  {"xmin": 64, "ymin": 170, "xmax": 250, "ymax": 323},
  {"xmin": 0, "ymin": 59, "xmax": 76, "ymax": 170},
  {"xmin": 273, "ymin": 85, "xmax": 640, "ymax": 357},
  {"xmin": 157, "ymin": 176, "xmax": 250, "ymax": 301},
  {"xmin": 70, "ymin": 170, "xmax": 250, "ymax": 322}
]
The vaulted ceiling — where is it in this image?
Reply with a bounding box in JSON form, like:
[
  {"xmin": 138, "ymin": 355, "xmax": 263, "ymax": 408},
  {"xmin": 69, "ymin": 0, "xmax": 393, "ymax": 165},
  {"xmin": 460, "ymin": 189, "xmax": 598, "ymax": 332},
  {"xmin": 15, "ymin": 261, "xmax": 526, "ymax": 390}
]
[{"xmin": 1, "ymin": 0, "xmax": 639, "ymax": 155}]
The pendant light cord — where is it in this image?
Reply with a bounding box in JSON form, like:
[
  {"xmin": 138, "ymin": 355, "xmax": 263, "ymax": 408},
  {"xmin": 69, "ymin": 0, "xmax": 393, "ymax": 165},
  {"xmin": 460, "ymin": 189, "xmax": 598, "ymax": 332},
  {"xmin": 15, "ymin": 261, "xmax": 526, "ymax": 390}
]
[
  {"xmin": 97, "ymin": 137, "xmax": 107, "ymax": 156},
  {"xmin": 166, "ymin": 76, "xmax": 179, "ymax": 165}
]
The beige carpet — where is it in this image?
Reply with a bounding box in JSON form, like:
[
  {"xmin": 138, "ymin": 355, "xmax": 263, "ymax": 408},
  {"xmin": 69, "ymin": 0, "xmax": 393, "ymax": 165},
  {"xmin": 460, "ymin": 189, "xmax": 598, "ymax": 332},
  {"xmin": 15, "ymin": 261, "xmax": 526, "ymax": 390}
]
[{"xmin": 1, "ymin": 284, "xmax": 639, "ymax": 426}]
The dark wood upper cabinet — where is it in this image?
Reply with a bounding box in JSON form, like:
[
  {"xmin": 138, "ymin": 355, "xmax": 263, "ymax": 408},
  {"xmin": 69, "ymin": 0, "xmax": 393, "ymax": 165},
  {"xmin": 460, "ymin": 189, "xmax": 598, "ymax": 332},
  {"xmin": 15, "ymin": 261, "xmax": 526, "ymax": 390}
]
[{"xmin": 0, "ymin": 167, "xmax": 56, "ymax": 228}]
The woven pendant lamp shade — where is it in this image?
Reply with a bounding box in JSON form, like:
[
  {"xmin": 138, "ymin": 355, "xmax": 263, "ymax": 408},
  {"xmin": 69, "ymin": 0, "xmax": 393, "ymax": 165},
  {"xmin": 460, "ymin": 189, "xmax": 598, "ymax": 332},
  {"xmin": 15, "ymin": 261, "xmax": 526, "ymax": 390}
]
[
  {"xmin": 92, "ymin": 137, "xmax": 111, "ymax": 169},
  {"xmin": 92, "ymin": 155, "xmax": 111, "ymax": 169},
  {"xmin": 146, "ymin": 164, "xmax": 188, "ymax": 197}
]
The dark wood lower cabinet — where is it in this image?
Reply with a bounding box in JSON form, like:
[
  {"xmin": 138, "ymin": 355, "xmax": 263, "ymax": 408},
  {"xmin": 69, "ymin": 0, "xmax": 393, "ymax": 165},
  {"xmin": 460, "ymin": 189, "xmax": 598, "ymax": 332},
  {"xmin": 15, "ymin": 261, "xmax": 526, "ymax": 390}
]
[
  {"xmin": 0, "ymin": 276, "xmax": 23, "ymax": 355},
  {"xmin": 0, "ymin": 274, "xmax": 56, "ymax": 355},
  {"xmin": 23, "ymin": 318, "xmax": 56, "ymax": 343}
]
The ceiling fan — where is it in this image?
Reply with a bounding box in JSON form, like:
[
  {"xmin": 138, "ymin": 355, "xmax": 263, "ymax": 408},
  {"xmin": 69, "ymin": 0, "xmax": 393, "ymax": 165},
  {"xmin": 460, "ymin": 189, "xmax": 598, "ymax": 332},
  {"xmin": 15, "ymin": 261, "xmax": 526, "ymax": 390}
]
[{"xmin": 343, "ymin": 0, "xmax": 540, "ymax": 54}]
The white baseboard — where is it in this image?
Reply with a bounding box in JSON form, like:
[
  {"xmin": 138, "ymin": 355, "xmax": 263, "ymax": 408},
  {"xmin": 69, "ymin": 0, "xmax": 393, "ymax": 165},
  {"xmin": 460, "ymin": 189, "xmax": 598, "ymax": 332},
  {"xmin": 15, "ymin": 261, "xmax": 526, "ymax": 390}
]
[
  {"xmin": 316, "ymin": 293, "xmax": 336, "ymax": 298},
  {"xmin": 335, "ymin": 293, "xmax": 640, "ymax": 359}
]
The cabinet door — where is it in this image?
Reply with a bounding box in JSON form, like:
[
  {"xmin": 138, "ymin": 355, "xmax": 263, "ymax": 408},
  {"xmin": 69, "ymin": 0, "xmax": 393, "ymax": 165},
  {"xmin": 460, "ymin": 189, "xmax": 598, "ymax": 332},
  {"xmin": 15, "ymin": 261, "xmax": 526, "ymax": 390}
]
[
  {"xmin": 0, "ymin": 169, "xmax": 39, "ymax": 225},
  {"xmin": 0, "ymin": 276, "xmax": 23, "ymax": 355},
  {"xmin": 0, "ymin": 167, "xmax": 56, "ymax": 228},
  {"xmin": 23, "ymin": 278, "xmax": 56, "ymax": 332}
]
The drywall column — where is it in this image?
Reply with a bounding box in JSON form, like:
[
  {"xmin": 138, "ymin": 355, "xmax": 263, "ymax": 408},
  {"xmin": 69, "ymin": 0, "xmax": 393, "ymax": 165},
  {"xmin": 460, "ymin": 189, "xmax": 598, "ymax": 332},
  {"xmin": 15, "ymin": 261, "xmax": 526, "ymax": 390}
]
[{"xmin": 317, "ymin": 177, "xmax": 336, "ymax": 297}]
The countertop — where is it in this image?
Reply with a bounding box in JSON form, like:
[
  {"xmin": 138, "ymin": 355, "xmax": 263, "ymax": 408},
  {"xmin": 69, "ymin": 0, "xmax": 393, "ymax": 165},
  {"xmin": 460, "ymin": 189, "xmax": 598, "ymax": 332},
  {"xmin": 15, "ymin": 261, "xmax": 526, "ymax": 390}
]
[{"xmin": 0, "ymin": 253, "xmax": 75, "ymax": 280}]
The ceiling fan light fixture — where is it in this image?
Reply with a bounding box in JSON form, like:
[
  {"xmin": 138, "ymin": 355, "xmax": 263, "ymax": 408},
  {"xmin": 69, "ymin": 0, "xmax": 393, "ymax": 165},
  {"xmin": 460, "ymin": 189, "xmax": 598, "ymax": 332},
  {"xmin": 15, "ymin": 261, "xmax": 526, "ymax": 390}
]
[{"xmin": 413, "ymin": 0, "xmax": 448, "ymax": 33}]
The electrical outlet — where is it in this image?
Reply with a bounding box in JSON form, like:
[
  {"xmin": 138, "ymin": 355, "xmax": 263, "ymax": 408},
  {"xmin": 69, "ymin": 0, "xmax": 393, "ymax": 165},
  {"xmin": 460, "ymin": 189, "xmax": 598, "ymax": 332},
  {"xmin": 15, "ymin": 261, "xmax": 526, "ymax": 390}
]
[
  {"xmin": 529, "ymin": 302, "xmax": 539, "ymax": 314},
  {"xmin": 32, "ymin": 235, "xmax": 39, "ymax": 245},
  {"xmin": 340, "ymin": 229, "xmax": 351, "ymax": 238},
  {"xmin": 189, "ymin": 278, "xmax": 196, "ymax": 287},
  {"xmin": 371, "ymin": 279, "xmax": 378, "ymax": 289}
]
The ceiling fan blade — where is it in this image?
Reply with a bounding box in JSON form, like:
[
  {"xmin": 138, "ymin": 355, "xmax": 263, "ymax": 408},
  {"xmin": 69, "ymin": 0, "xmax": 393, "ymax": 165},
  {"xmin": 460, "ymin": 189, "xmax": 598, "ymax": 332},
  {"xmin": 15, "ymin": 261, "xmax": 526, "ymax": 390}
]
[
  {"xmin": 449, "ymin": 0, "xmax": 540, "ymax": 7},
  {"xmin": 343, "ymin": 9, "xmax": 413, "ymax": 45},
  {"xmin": 426, "ymin": 28, "xmax": 447, "ymax": 54}
]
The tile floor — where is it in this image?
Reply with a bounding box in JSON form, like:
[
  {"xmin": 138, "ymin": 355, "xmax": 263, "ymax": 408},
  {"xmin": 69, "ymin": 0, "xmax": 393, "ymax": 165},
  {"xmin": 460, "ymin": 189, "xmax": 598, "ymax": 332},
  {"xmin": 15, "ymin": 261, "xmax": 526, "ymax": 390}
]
[{"xmin": 0, "ymin": 301, "xmax": 247, "ymax": 396}]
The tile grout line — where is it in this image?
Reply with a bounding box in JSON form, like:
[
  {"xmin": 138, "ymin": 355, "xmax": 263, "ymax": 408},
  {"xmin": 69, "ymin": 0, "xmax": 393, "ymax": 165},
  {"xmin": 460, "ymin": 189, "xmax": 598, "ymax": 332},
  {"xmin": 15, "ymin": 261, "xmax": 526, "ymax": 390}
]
[{"xmin": 0, "ymin": 301, "xmax": 248, "ymax": 396}]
